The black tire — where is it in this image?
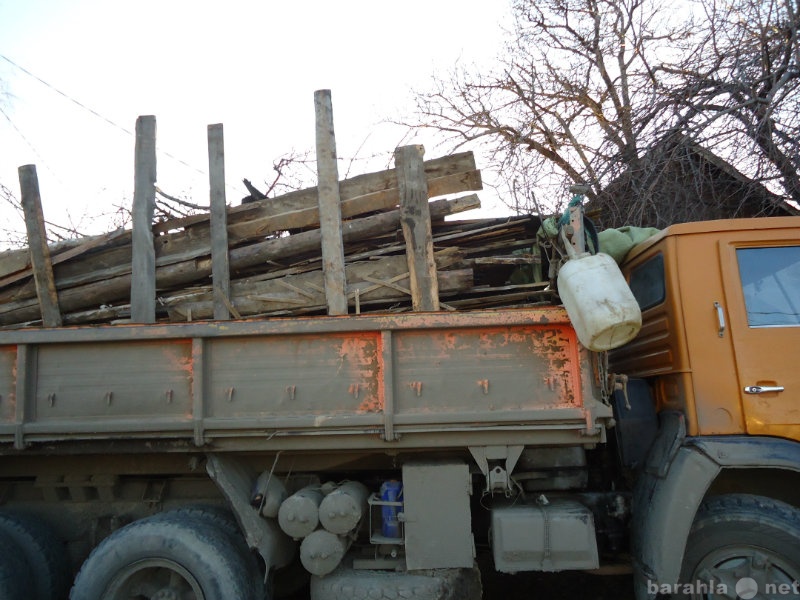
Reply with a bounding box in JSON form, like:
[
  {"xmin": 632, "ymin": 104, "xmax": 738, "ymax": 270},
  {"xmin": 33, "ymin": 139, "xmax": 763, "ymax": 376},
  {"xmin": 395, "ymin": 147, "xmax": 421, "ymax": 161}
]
[
  {"xmin": 150, "ymin": 505, "xmax": 266, "ymax": 599},
  {"xmin": 70, "ymin": 514, "xmax": 254, "ymax": 600},
  {"xmin": 0, "ymin": 527, "xmax": 34, "ymax": 600},
  {"xmin": 0, "ymin": 511, "xmax": 70, "ymax": 600},
  {"xmin": 679, "ymin": 494, "xmax": 800, "ymax": 599}
]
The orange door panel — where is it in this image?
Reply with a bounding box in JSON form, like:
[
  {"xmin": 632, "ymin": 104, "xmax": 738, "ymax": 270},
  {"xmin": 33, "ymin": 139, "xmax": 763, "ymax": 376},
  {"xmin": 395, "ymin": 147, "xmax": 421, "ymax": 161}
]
[{"xmin": 720, "ymin": 237, "xmax": 800, "ymax": 441}]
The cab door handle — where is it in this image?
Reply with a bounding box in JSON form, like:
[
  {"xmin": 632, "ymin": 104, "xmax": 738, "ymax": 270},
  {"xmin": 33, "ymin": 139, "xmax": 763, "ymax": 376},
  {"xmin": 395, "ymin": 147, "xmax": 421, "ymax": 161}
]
[{"xmin": 744, "ymin": 385, "xmax": 785, "ymax": 394}]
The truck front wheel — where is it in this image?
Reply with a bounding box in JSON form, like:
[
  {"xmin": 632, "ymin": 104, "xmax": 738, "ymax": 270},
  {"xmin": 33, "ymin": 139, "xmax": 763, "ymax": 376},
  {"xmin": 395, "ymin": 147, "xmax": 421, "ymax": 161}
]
[
  {"xmin": 69, "ymin": 514, "xmax": 254, "ymax": 600},
  {"xmin": 679, "ymin": 494, "xmax": 800, "ymax": 598}
]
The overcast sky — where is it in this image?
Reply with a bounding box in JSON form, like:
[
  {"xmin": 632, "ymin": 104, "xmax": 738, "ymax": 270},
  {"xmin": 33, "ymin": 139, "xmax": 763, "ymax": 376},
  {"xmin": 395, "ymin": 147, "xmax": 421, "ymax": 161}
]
[{"xmin": 0, "ymin": 1, "xmax": 511, "ymax": 245}]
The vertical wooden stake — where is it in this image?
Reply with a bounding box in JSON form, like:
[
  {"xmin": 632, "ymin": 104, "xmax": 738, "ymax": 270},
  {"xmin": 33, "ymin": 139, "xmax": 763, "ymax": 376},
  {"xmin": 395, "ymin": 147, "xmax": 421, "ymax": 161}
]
[
  {"xmin": 314, "ymin": 89, "xmax": 348, "ymax": 316},
  {"xmin": 18, "ymin": 164, "xmax": 62, "ymax": 327},
  {"xmin": 130, "ymin": 115, "xmax": 157, "ymax": 323},
  {"xmin": 396, "ymin": 145, "xmax": 439, "ymax": 312},
  {"xmin": 208, "ymin": 123, "xmax": 231, "ymax": 320}
]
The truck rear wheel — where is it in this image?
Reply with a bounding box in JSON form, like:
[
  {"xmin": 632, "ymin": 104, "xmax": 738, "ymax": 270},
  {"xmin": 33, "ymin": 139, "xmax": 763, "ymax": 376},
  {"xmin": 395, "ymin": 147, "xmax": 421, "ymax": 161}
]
[
  {"xmin": 69, "ymin": 514, "xmax": 254, "ymax": 600},
  {"xmin": 679, "ymin": 494, "xmax": 800, "ymax": 598},
  {"xmin": 0, "ymin": 528, "xmax": 33, "ymax": 600},
  {"xmin": 148, "ymin": 505, "xmax": 266, "ymax": 598},
  {"xmin": 0, "ymin": 511, "xmax": 69, "ymax": 600}
]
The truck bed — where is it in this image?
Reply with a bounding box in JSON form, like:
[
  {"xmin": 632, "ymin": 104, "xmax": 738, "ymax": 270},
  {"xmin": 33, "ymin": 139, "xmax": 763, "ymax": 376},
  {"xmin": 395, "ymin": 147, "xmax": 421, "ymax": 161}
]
[{"xmin": 0, "ymin": 307, "xmax": 610, "ymax": 454}]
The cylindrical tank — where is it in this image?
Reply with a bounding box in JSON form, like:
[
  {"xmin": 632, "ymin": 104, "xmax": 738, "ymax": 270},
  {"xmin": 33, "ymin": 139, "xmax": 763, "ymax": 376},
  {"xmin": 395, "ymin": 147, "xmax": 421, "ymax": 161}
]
[
  {"xmin": 299, "ymin": 529, "xmax": 350, "ymax": 576},
  {"xmin": 278, "ymin": 485, "xmax": 324, "ymax": 539},
  {"xmin": 379, "ymin": 480, "xmax": 403, "ymax": 538},
  {"xmin": 251, "ymin": 471, "xmax": 288, "ymax": 518},
  {"xmin": 319, "ymin": 481, "xmax": 369, "ymax": 535},
  {"xmin": 556, "ymin": 252, "xmax": 641, "ymax": 351}
]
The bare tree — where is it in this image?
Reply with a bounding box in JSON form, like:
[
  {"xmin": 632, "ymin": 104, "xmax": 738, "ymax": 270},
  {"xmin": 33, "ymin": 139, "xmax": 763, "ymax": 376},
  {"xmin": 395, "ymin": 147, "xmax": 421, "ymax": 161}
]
[
  {"xmin": 410, "ymin": 0, "xmax": 690, "ymax": 216},
  {"xmin": 662, "ymin": 0, "xmax": 800, "ymax": 204},
  {"xmin": 408, "ymin": 0, "xmax": 799, "ymax": 226}
]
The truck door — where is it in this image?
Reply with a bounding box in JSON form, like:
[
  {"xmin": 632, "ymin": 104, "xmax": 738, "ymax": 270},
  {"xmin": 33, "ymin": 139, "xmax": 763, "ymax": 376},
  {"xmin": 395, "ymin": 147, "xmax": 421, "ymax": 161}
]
[{"xmin": 720, "ymin": 234, "xmax": 800, "ymax": 441}]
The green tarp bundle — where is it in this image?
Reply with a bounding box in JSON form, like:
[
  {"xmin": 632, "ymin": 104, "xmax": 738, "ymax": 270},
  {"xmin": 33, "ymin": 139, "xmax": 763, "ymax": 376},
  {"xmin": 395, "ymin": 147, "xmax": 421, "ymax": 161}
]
[{"xmin": 597, "ymin": 226, "xmax": 660, "ymax": 264}]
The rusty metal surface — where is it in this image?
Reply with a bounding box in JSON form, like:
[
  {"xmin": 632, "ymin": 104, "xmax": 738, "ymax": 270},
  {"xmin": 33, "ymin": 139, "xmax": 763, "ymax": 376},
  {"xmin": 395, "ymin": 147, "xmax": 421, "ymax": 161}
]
[{"xmin": 0, "ymin": 307, "xmax": 611, "ymax": 452}]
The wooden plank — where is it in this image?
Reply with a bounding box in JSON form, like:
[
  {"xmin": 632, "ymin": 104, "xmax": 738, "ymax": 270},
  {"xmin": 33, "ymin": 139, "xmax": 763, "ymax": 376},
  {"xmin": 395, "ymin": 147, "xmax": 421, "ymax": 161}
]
[
  {"xmin": 165, "ymin": 253, "xmax": 470, "ymax": 321},
  {"xmin": 151, "ymin": 151, "xmax": 479, "ymax": 235},
  {"xmin": 130, "ymin": 115, "xmax": 157, "ymax": 323},
  {"xmin": 0, "ymin": 157, "xmax": 480, "ymax": 307},
  {"xmin": 18, "ymin": 164, "xmax": 62, "ymax": 327},
  {"xmin": 396, "ymin": 145, "xmax": 439, "ymax": 311},
  {"xmin": 207, "ymin": 123, "xmax": 231, "ymax": 320},
  {"xmin": 222, "ymin": 169, "xmax": 481, "ymax": 243},
  {"xmin": 314, "ymin": 89, "xmax": 347, "ymax": 315},
  {"xmin": 0, "ymin": 195, "xmax": 480, "ymax": 326},
  {"xmin": 0, "ymin": 154, "xmax": 481, "ymax": 318}
]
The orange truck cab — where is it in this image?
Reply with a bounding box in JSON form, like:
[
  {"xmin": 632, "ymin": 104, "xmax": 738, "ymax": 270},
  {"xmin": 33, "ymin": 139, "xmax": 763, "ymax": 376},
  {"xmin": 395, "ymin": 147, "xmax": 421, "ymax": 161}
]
[{"xmin": 613, "ymin": 216, "xmax": 800, "ymax": 598}]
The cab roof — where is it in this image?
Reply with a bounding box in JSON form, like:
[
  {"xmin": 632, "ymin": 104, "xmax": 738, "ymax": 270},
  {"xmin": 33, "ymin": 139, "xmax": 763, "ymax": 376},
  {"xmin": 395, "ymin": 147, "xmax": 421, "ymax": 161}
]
[{"xmin": 623, "ymin": 216, "xmax": 800, "ymax": 264}]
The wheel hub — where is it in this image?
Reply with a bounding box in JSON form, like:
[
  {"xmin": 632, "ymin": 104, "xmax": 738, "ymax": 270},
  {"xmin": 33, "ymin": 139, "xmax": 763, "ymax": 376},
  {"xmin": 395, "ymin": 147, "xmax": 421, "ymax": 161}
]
[
  {"xmin": 693, "ymin": 546, "xmax": 798, "ymax": 599},
  {"xmin": 152, "ymin": 588, "xmax": 181, "ymax": 600}
]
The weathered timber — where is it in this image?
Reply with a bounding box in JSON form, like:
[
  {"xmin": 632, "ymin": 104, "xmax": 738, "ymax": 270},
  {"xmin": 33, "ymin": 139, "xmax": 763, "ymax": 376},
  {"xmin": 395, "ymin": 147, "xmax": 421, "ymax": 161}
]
[
  {"xmin": 168, "ymin": 270, "xmax": 473, "ymax": 321},
  {"xmin": 130, "ymin": 115, "xmax": 157, "ymax": 323},
  {"xmin": 165, "ymin": 252, "xmax": 470, "ymax": 321},
  {"xmin": 223, "ymin": 169, "xmax": 481, "ymax": 243},
  {"xmin": 151, "ymin": 151, "xmax": 479, "ymax": 236},
  {"xmin": 18, "ymin": 165, "xmax": 62, "ymax": 327},
  {"xmin": 396, "ymin": 145, "xmax": 439, "ymax": 312},
  {"xmin": 0, "ymin": 156, "xmax": 482, "ymax": 304},
  {"xmin": 208, "ymin": 123, "xmax": 231, "ymax": 320},
  {"xmin": 443, "ymin": 282, "xmax": 552, "ymax": 310},
  {"xmin": 0, "ymin": 195, "xmax": 480, "ymax": 326},
  {"xmin": 2, "ymin": 215, "xmax": 543, "ymax": 328},
  {"xmin": 472, "ymin": 256, "xmax": 538, "ymax": 266},
  {"xmin": 0, "ymin": 229, "xmax": 130, "ymax": 289},
  {"xmin": 315, "ymin": 90, "xmax": 348, "ymax": 315}
]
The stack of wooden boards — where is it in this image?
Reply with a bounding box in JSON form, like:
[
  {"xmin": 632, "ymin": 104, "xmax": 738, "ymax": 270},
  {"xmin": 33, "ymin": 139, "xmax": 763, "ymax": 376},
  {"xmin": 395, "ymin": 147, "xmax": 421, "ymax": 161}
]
[{"xmin": 0, "ymin": 150, "xmax": 549, "ymax": 328}]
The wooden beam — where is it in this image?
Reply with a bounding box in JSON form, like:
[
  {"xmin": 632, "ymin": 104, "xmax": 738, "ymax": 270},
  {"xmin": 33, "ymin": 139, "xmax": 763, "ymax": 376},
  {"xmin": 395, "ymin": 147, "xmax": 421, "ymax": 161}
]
[
  {"xmin": 207, "ymin": 123, "xmax": 231, "ymax": 320},
  {"xmin": 164, "ymin": 252, "xmax": 470, "ymax": 320},
  {"xmin": 396, "ymin": 145, "xmax": 439, "ymax": 311},
  {"xmin": 0, "ymin": 154, "xmax": 480, "ymax": 309},
  {"xmin": 314, "ymin": 89, "xmax": 347, "ymax": 315},
  {"xmin": 151, "ymin": 151, "xmax": 479, "ymax": 236},
  {"xmin": 130, "ymin": 115, "xmax": 157, "ymax": 323},
  {"xmin": 0, "ymin": 195, "xmax": 481, "ymax": 326},
  {"xmin": 18, "ymin": 164, "xmax": 62, "ymax": 327}
]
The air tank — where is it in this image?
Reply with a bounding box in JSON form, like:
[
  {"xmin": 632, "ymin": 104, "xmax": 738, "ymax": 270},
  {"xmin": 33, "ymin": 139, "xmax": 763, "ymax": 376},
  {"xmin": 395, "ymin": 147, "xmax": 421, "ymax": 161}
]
[
  {"xmin": 299, "ymin": 529, "xmax": 351, "ymax": 576},
  {"xmin": 251, "ymin": 471, "xmax": 288, "ymax": 518},
  {"xmin": 277, "ymin": 485, "xmax": 324, "ymax": 539},
  {"xmin": 318, "ymin": 481, "xmax": 369, "ymax": 535}
]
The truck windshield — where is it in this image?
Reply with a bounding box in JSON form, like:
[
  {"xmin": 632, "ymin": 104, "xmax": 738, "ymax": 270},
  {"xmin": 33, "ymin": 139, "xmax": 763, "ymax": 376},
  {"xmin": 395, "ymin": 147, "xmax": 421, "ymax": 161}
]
[{"xmin": 736, "ymin": 246, "xmax": 800, "ymax": 327}]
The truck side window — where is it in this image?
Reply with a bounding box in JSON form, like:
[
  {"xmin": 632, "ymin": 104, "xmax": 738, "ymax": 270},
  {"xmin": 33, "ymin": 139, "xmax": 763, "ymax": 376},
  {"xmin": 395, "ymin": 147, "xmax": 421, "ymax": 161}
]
[
  {"xmin": 628, "ymin": 254, "xmax": 665, "ymax": 311},
  {"xmin": 736, "ymin": 246, "xmax": 800, "ymax": 327}
]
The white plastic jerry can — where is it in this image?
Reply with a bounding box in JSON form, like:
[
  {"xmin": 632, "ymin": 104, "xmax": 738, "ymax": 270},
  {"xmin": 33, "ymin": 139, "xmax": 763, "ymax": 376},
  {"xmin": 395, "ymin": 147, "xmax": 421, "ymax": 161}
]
[{"xmin": 557, "ymin": 252, "xmax": 642, "ymax": 351}]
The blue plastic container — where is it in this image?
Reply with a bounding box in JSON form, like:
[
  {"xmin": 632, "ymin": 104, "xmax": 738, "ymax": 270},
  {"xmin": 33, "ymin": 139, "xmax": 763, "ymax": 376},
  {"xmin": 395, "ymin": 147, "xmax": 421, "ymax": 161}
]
[{"xmin": 379, "ymin": 480, "xmax": 403, "ymax": 538}]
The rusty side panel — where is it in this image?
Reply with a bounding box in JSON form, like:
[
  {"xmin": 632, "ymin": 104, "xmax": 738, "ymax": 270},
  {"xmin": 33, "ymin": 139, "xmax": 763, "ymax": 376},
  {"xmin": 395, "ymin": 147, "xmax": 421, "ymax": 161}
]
[
  {"xmin": 31, "ymin": 340, "xmax": 194, "ymax": 423},
  {"xmin": 0, "ymin": 307, "xmax": 605, "ymax": 449},
  {"xmin": 205, "ymin": 332, "xmax": 381, "ymax": 418},
  {"xmin": 392, "ymin": 323, "xmax": 581, "ymax": 414}
]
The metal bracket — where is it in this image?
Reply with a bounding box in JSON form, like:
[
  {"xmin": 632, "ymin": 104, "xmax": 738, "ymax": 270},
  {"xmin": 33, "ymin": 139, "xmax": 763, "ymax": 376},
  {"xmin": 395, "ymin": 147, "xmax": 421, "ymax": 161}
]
[{"xmin": 468, "ymin": 445, "xmax": 524, "ymax": 494}]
